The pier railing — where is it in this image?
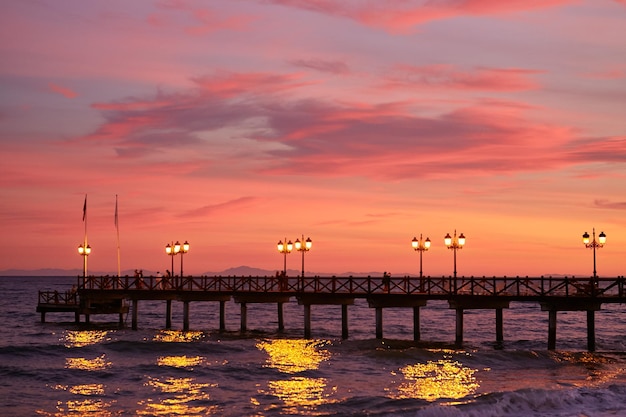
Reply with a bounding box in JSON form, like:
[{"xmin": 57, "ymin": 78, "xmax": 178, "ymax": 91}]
[
  {"xmin": 77, "ymin": 275, "xmax": 626, "ymax": 299},
  {"xmin": 38, "ymin": 290, "xmax": 79, "ymax": 305}
]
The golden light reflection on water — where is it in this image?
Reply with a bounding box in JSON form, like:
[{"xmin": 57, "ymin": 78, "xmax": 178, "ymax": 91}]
[
  {"xmin": 153, "ymin": 330, "xmax": 204, "ymax": 343},
  {"xmin": 68, "ymin": 384, "xmax": 105, "ymax": 396},
  {"xmin": 553, "ymin": 351, "xmax": 624, "ymax": 387},
  {"xmin": 62, "ymin": 330, "xmax": 109, "ymax": 348},
  {"xmin": 257, "ymin": 339, "xmax": 331, "ymax": 373},
  {"xmin": 65, "ymin": 355, "xmax": 112, "ymax": 371},
  {"xmin": 41, "ymin": 399, "xmax": 113, "ymax": 417},
  {"xmin": 257, "ymin": 339, "xmax": 336, "ymax": 414},
  {"xmin": 391, "ymin": 359, "xmax": 479, "ymax": 401},
  {"xmin": 157, "ymin": 355, "xmax": 204, "ymax": 369},
  {"xmin": 38, "ymin": 384, "xmax": 113, "ymax": 417},
  {"xmin": 137, "ymin": 376, "xmax": 217, "ymax": 416},
  {"xmin": 267, "ymin": 377, "xmax": 337, "ymax": 411}
]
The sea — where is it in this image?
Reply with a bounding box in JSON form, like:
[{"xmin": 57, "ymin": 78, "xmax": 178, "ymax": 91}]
[{"xmin": 1, "ymin": 276, "xmax": 625, "ymax": 416}]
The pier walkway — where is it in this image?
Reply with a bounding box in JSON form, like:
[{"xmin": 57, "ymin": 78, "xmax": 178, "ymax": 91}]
[{"xmin": 38, "ymin": 275, "xmax": 626, "ymax": 351}]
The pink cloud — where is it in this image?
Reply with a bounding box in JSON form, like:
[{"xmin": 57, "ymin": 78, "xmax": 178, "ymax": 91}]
[
  {"xmin": 192, "ymin": 71, "xmax": 314, "ymax": 98},
  {"xmin": 182, "ymin": 197, "xmax": 259, "ymax": 218},
  {"xmin": 382, "ymin": 65, "xmax": 542, "ymax": 91},
  {"xmin": 266, "ymin": 0, "xmax": 574, "ymax": 32},
  {"xmin": 48, "ymin": 83, "xmax": 78, "ymax": 99},
  {"xmin": 289, "ymin": 58, "xmax": 351, "ymax": 75},
  {"xmin": 185, "ymin": 8, "xmax": 256, "ymax": 35},
  {"xmin": 78, "ymin": 70, "xmax": 619, "ymax": 183},
  {"xmin": 594, "ymin": 199, "xmax": 626, "ymax": 210}
]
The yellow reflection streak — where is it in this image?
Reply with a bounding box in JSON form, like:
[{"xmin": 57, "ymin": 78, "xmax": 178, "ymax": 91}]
[
  {"xmin": 393, "ymin": 360, "xmax": 479, "ymax": 401},
  {"xmin": 157, "ymin": 355, "xmax": 204, "ymax": 369},
  {"xmin": 267, "ymin": 376, "xmax": 337, "ymax": 410},
  {"xmin": 68, "ymin": 384, "xmax": 105, "ymax": 396},
  {"xmin": 153, "ymin": 330, "xmax": 204, "ymax": 343},
  {"xmin": 137, "ymin": 376, "xmax": 217, "ymax": 416},
  {"xmin": 65, "ymin": 355, "xmax": 111, "ymax": 371},
  {"xmin": 257, "ymin": 339, "xmax": 331, "ymax": 373},
  {"xmin": 62, "ymin": 330, "xmax": 109, "ymax": 348},
  {"xmin": 39, "ymin": 384, "xmax": 113, "ymax": 417},
  {"xmin": 53, "ymin": 399, "xmax": 112, "ymax": 416}
]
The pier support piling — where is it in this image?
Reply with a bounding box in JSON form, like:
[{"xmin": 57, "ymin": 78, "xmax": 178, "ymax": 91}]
[
  {"xmin": 413, "ymin": 306, "xmax": 421, "ymax": 341},
  {"xmin": 220, "ymin": 300, "xmax": 226, "ymax": 331},
  {"xmin": 183, "ymin": 301, "xmax": 190, "ymax": 331},
  {"xmin": 165, "ymin": 300, "xmax": 172, "ymax": 329},
  {"xmin": 85, "ymin": 299, "xmax": 91, "ymax": 325},
  {"xmin": 278, "ymin": 303, "xmax": 284, "ymax": 331},
  {"xmin": 541, "ymin": 301, "xmax": 601, "ymax": 351},
  {"xmin": 496, "ymin": 308, "xmax": 504, "ymax": 343},
  {"xmin": 240, "ymin": 302, "xmax": 247, "ymax": 332},
  {"xmin": 304, "ymin": 305, "xmax": 311, "ymax": 339},
  {"xmin": 342, "ymin": 304, "xmax": 349, "ymax": 339},
  {"xmin": 132, "ymin": 299, "xmax": 138, "ymax": 330},
  {"xmin": 587, "ymin": 310, "xmax": 596, "ymax": 352},
  {"xmin": 455, "ymin": 308, "xmax": 464, "ymax": 347},
  {"xmin": 548, "ymin": 310, "xmax": 557, "ymax": 350},
  {"xmin": 376, "ymin": 307, "xmax": 383, "ymax": 339}
]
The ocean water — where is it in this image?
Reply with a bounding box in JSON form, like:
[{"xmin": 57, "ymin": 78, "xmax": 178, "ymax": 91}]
[{"xmin": 1, "ymin": 276, "xmax": 625, "ymax": 416}]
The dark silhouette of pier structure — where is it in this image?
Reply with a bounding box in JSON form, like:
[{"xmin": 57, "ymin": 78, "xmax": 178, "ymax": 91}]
[{"xmin": 37, "ymin": 275, "xmax": 626, "ymax": 351}]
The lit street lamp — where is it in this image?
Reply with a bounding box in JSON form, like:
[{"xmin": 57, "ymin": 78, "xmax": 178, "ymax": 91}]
[
  {"xmin": 165, "ymin": 242, "xmax": 180, "ymax": 276},
  {"xmin": 444, "ymin": 230, "xmax": 465, "ymax": 288},
  {"xmin": 180, "ymin": 241, "xmax": 190, "ymax": 277},
  {"xmin": 294, "ymin": 235, "xmax": 312, "ymax": 277},
  {"xmin": 78, "ymin": 243, "xmax": 92, "ymax": 278},
  {"xmin": 277, "ymin": 238, "xmax": 293, "ymax": 276},
  {"xmin": 411, "ymin": 234, "xmax": 431, "ymax": 279},
  {"xmin": 582, "ymin": 228, "xmax": 606, "ymax": 279}
]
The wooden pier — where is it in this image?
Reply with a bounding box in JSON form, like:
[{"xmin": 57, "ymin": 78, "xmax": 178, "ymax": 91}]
[{"xmin": 37, "ymin": 275, "xmax": 626, "ymax": 351}]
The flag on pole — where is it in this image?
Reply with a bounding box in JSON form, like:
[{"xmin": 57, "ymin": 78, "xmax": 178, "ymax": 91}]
[{"xmin": 82, "ymin": 195, "xmax": 87, "ymax": 221}]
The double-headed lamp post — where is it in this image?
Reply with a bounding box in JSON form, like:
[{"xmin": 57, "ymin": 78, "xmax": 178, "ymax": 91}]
[
  {"xmin": 411, "ymin": 234, "xmax": 431, "ymax": 279},
  {"xmin": 179, "ymin": 241, "xmax": 190, "ymax": 277},
  {"xmin": 78, "ymin": 243, "xmax": 92, "ymax": 278},
  {"xmin": 582, "ymin": 228, "xmax": 606, "ymax": 279},
  {"xmin": 277, "ymin": 238, "xmax": 293, "ymax": 276},
  {"xmin": 444, "ymin": 230, "xmax": 465, "ymax": 284},
  {"xmin": 294, "ymin": 235, "xmax": 312, "ymax": 277},
  {"xmin": 165, "ymin": 242, "xmax": 177, "ymax": 276}
]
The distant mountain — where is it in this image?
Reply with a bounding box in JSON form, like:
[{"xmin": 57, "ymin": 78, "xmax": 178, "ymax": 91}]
[
  {"xmin": 5, "ymin": 267, "xmax": 571, "ymax": 278},
  {"xmin": 205, "ymin": 265, "xmax": 276, "ymax": 276},
  {"xmin": 0, "ymin": 268, "xmax": 83, "ymax": 277}
]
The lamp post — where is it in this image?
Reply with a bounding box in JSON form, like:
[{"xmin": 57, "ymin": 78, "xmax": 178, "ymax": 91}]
[
  {"xmin": 294, "ymin": 235, "xmax": 312, "ymax": 278},
  {"xmin": 165, "ymin": 242, "xmax": 178, "ymax": 277},
  {"xmin": 411, "ymin": 234, "xmax": 431, "ymax": 278},
  {"xmin": 582, "ymin": 228, "xmax": 606, "ymax": 279},
  {"xmin": 78, "ymin": 243, "xmax": 92, "ymax": 278},
  {"xmin": 445, "ymin": 230, "xmax": 465, "ymax": 292},
  {"xmin": 277, "ymin": 238, "xmax": 293, "ymax": 276},
  {"xmin": 180, "ymin": 241, "xmax": 190, "ymax": 277}
]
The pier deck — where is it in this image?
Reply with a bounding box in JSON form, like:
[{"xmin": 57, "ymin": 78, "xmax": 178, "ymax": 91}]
[{"xmin": 38, "ymin": 275, "xmax": 626, "ymax": 351}]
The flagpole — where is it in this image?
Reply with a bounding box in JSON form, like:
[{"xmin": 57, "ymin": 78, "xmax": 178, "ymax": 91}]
[
  {"xmin": 83, "ymin": 194, "xmax": 88, "ymax": 278},
  {"xmin": 115, "ymin": 194, "xmax": 121, "ymax": 277}
]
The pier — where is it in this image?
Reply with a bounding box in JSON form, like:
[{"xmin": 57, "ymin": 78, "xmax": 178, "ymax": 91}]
[{"xmin": 37, "ymin": 275, "xmax": 626, "ymax": 351}]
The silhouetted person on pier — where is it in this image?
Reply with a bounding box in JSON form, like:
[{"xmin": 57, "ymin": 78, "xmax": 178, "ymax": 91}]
[
  {"xmin": 383, "ymin": 272, "xmax": 390, "ymax": 293},
  {"xmin": 277, "ymin": 270, "xmax": 287, "ymax": 291}
]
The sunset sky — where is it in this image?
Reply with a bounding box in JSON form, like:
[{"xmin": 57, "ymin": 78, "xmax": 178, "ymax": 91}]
[{"xmin": 1, "ymin": 0, "xmax": 624, "ymax": 277}]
